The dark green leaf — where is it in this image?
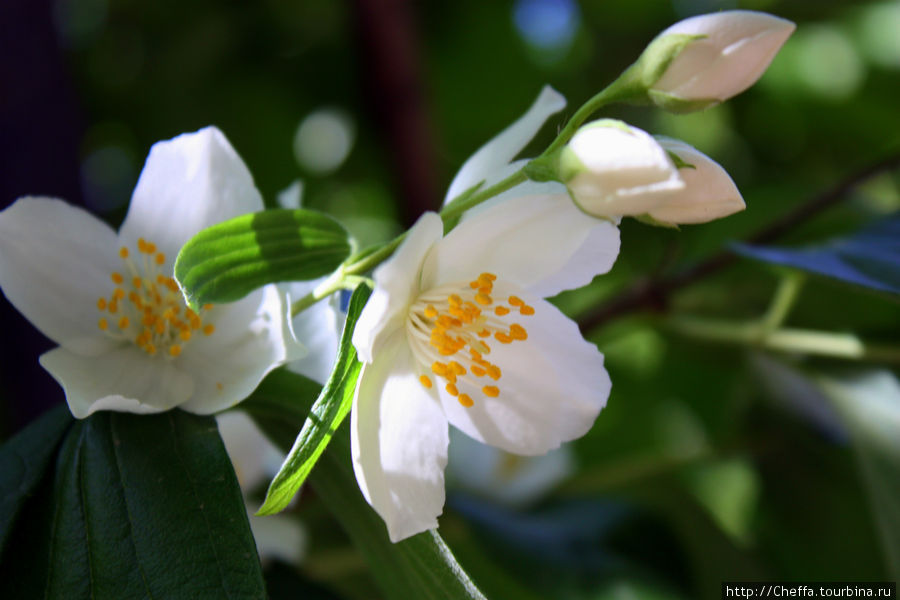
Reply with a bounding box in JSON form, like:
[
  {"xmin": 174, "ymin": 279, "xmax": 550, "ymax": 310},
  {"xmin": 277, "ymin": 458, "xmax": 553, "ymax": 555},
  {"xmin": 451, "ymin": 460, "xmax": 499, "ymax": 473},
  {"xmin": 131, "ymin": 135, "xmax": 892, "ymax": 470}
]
[
  {"xmin": 258, "ymin": 283, "xmax": 371, "ymax": 515},
  {"xmin": 175, "ymin": 208, "xmax": 352, "ymax": 310},
  {"xmin": 733, "ymin": 214, "xmax": 900, "ymax": 297},
  {"xmin": 0, "ymin": 410, "xmax": 266, "ymax": 599},
  {"xmin": 242, "ymin": 369, "xmax": 487, "ymax": 600},
  {"xmin": 0, "ymin": 403, "xmax": 72, "ymax": 552}
]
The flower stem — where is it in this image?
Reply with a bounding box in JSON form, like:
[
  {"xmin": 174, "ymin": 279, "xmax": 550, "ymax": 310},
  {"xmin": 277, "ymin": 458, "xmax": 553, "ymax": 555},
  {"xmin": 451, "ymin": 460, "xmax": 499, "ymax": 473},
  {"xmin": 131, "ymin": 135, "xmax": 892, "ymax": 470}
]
[
  {"xmin": 439, "ymin": 169, "xmax": 528, "ymax": 222},
  {"xmin": 541, "ymin": 70, "xmax": 644, "ymax": 157},
  {"xmin": 666, "ymin": 316, "xmax": 900, "ymax": 364}
]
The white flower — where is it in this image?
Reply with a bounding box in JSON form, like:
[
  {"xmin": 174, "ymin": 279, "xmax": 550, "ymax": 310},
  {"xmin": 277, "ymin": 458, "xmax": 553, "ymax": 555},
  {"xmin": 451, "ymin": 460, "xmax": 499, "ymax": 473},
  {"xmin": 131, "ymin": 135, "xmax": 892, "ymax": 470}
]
[
  {"xmin": 649, "ymin": 10, "xmax": 795, "ymax": 105},
  {"xmin": 0, "ymin": 127, "xmax": 304, "ymax": 419},
  {"xmin": 647, "ymin": 137, "xmax": 745, "ymax": 225},
  {"xmin": 349, "ymin": 201, "xmax": 618, "ymax": 542},
  {"xmin": 560, "ymin": 120, "xmax": 684, "ymax": 216}
]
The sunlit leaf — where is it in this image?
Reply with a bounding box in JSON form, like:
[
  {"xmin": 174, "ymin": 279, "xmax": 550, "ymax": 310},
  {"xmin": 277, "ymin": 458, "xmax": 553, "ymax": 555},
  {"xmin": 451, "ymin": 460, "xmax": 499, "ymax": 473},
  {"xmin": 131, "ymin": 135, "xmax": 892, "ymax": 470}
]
[
  {"xmin": 258, "ymin": 283, "xmax": 371, "ymax": 515},
  {"xmin": 175, "ymin": 208, "xmax": 352, "ymax": 310}
]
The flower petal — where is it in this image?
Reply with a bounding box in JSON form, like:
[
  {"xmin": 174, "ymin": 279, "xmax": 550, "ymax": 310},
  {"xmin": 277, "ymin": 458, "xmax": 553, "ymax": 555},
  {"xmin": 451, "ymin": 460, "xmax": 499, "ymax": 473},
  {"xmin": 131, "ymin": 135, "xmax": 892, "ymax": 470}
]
[
  {"xmin": 0, "ymin": 197, "xmax": 121, "ymax": 355},
  {"xmin": 40, "ymin": 345, "xmax": 194, "ymax": 419},
  {"xmin": 119, "ymin": 127, "xmax": 265, "ymax": 257},
  {"xmin": 177, "ymin": 285, "xmax": 305, "ymax": 414},
  {"xmin": 439, "ymin": 284, "xmax": 609, "ymax": 455},
  {"xmin": 351, "ymin": 331, "xmax": 449, "ymax": 542},
  {"xmin": 352, "ymin": 212, "xmax": 443, "ymax": 363},
  {"xmin": 445, "ymin": 86, "xmax": 566, "ymax": 205},
  {"xmin": 283, "ymin": 280, "xmax": 343, "ymax": 385},
  {"xmin": 422, "ymin": 194, "xmax": 620, "ymax": 298}
]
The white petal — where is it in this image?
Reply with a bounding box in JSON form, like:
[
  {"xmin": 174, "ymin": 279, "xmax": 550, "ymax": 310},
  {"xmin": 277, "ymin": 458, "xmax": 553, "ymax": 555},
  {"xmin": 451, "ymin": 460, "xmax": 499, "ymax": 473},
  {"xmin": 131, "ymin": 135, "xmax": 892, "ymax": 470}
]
[
  {"xmin": 439, "ymin": 284, "xmax": 609, "ymax": 455},
  {"xmin": 177, "ymin": 285, "xmax": 305, "ymax": 414},
  {"xmin": 649, "ymin": 138, "xmax": 745, "ymax": 224},
  {"xmin": 40, "ymin": 345, "xmax": 194, "ymax": 419},
  {"xmin": 0, "ymin": 197, "xmax": 121, "ymax": 355},
  {"xmin": 352, "ymin": 213, "xmax": 443, "ymax": 363},
  {"xmin": 284, "ymin": 280, "xmax": 343, "ymax": 385},
  {"xmin": 119, "ymin": 127, "xmax": 265, "ymax": 257},
  {"xmin": 445, "ymin": 86, "xmax": 566, "ymax": 205},
  {"xmin": 422, "ymin": 194, "xmax": 620, "ymax": 297},
  {"xmin": 351, "ymin": 331, "xmax": 449, "ymax": 542},
  {"xmin": 654, "ymin": 11, "xmax": 795, "ymax": 101}
]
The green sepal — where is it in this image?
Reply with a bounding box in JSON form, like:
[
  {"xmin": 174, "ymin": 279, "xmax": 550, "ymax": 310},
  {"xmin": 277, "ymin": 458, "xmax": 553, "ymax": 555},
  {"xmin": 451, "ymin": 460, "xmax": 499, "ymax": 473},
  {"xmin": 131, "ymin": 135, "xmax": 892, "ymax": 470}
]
[
  {"xmin": 634, "ymin": 213, "xmax": 680, "ymax": 229},
  {"xmin": 257, "ymin": 282, "xmax": 373, "ymax": 516},
  {"xmin": 636, "ymin": 33, "xmax": 706, "ymax": 88},
  {"xmin": 175, "ymin": 208, "xmax": 352, "ymax": 311},
  {"xmin": 523, "ymin": 151, "xmax": 563, "ymax": 183},
  {"xmin": 647, "ymin": 90, "xmax": 719, "ymax": 113},
  {"xmin": 667, "ymin": 149, "xmax": 696, "ymax": 170}
]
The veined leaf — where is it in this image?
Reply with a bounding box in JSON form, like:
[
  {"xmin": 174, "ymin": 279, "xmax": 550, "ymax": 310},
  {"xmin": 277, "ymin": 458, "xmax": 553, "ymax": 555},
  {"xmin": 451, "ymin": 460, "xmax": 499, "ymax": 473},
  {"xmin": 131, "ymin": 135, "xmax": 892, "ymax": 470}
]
[
  {"xmin": 242, "ymin": 369, "xmax": 488, "ymax": 600},
  {"xmin": 0, "ymin": 410, "xmax": 266, "ymax": 599},
  {"xmin": 258, "ymin": 283, "xmax": 372, "ymax": 515},
  {"xmin": 733, "ymin": 213, "xmax": 900, "ymax": 297},
  {"xmin": 0, "ymin": 403, "xmax": 72, "ymax": 552},
  {"xmin": 175, "ymin": 208, "xmax": 352, "ymax": 310}
]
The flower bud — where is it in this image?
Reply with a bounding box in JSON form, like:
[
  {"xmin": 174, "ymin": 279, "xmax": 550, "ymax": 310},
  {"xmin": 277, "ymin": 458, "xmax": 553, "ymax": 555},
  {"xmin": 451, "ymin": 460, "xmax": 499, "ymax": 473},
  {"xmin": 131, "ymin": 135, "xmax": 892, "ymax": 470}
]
[
  {"xmin": 560, "ymin": 120, "xmax": 684, "ymax": 216},
  {"xmin": 644, "ymin": 10, "xmax": 795, "ymax": 110},
  {"xmin": 646, "ymin": 137, "xmax": 745, "ymax": 225}
]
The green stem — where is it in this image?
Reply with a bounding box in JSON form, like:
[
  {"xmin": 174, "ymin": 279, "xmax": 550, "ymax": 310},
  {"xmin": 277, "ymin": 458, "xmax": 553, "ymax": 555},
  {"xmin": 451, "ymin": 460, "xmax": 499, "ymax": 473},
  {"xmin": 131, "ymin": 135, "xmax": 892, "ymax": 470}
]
[
  {"xmin": 439, "ymin": 169, "xmax": 528, "ymax": 221},
  {"xmin": 541, "ymin": 69, "xmax": 644, "ymax": 157},
  {"xmin": 666, "ymin": 316, "xmax": 900, "ymax": 364},
  {"xmin": 760, "ymin": 271, "xmax": 806, "ymax": 333}
]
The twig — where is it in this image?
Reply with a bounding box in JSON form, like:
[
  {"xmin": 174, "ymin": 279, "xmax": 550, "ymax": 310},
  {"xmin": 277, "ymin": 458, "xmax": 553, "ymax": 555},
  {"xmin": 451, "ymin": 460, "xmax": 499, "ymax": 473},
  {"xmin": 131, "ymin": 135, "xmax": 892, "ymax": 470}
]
[{"xmin": 578, "ymin": 152, "xmax": 900, "ymax": 333}]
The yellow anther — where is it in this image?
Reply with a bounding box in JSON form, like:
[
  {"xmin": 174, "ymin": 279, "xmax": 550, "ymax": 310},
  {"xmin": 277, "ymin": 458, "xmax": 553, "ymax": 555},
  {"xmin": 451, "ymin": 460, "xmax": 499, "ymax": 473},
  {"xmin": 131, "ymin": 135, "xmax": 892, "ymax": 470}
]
[
  {"xmin": 520, "ymin": 304, "xmax": 535, "ymax": 316},
  {"xmin": 132, "ymin": 276, "xmax": 143, "ymax": 289},
  {"xmin": 508, "ymin": 295, "xmax": 524, "ymax": 307},
  {"xmin": 169, "ymin": 345, "xmax": 182, "ymax": 357},
  {"xmin": 419, "ymin": 375, "xmax": 433, "ymax": 389},
  {"xmin": 98, "ymin": 318, "xmax": 108, "ymax": 331},
  {"xmin": 137, "ymin": 238, "xmax": 148, "ymax": 253},
  {"xmin": 155, "ymin": 321, "xmax": 165, "ymax": 335},
  {"xmin": 145, "ymin": 343, "xmax": 157, "ymax": 356},
  {"xmin": 97, "ymin": 298, "xmax": 107, "ymax": 311},
  {"xmin": 495, "ymin": 332, "xmax": 513, "ymax": 344},
  {"xmin": 113, "ymin": 288, "xmax": 125, "ymax": 300},
  {"xmin": 446, "ymin": 382, "xmax": 459, "ymax": 397},
  {"xmin": 202, "ymin": 324, "xmax": 215, "ymax": 336},
  {"xmin": 510, "ymin": 324, "xmax": 528, "ymax": 340},
  {"xmin": 202, "ymin": 304, "xmax": 213, "ymax": 311},
  {"xmin": 155, "ymin": 253, "xmax": 165, "ymax": 265},
  {"xmin": 156, "ymin": 274, "xmax": 166, "ymax": 284},
  {"xmin": 135, "ymin": 332, "xmax": 149, "ymax": 346},
  {"xmin": 424, "ymin": 305, "xmax": 438, "ymax": 318},
  {"xmin": 142, "ymin": 314, "xmax": 156, "ymax": 327},
  {"xmin": 216, "ymin": 382, "xmax": 224, "ymax": 391},
  {"xmin": 165, "ymin": 278, "xmax": 179, "ymax": 293},
  {"xmin": 111, "ymin": 272, "xmax": 124, "ymax": 284},
  {"xmin": 118, "ymin": 316, "xmax": 129, "ymax": 329},
  {"xmin": 128, "ymin": 291, "xmax": 141, "ymax": 305},
  {"xmin": 449, "ymin": 361, "xmax": 466, "ymax": 376},
  {"xmin": 494, "ymin": 306, "xmax": 510, "ymax": 316},
  {"xmin": 482, "ymin": 385, "xmax": 500, "ymax": 398},
  {"xmin": 431, "ymin": 361, "xmax": 447, "ymax": 376},
  {"xmin": 469, "ymin": 280, "xmax": 480, "ymax": 289},
  {"xmin": 471, "ymin": 365, "xmax": 486, "ymax": 377},
  {"xmin": 478, "ymin": 285, "xmax": 492, "ymax": 295},
  {"xmin": 476, "ymin": 328, "xmax": 490, "ymax": 337},
  {"xmin": 479, "ymin": 272, "xmax": 497, "ymax": 282},
  {"xmin": 109, "ymin": 300, "xmax": 118, "ymax": 314},
  {"xmin": 475, "ymin": 293, "xmax": 492, "ymax": 306},
  {"xmin": 458, "ymin": 394, "xmax": 474, "ymax": 408},
  {"xmin": 448, "ymin": 294, "xmax": 462, "ymax": 307},
  {"xmin": 180, "ymin": 330, "xmax": 192, "ymax": 341},
  {"xmin": 486, "ymin": 365, "xmax": 501, "ymax": 380},
  {"xmin": 119, "ymin": 247, "xmax": 129, "ymax": 259},
  {"xmin": 146, "ymin": 242, "xmax": 157, "ymax": 254}
]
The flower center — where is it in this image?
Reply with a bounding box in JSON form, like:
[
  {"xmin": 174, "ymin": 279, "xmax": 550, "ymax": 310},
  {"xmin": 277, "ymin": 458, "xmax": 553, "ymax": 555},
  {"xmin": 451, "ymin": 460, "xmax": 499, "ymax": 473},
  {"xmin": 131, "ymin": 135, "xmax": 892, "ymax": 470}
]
[
  {"xmin": 406, "ymin": 272, "xmax": 534, "ymax": 408},
  {"xmin": 96, "ymin": 237, "xmax": 214, "ymax": 358}
]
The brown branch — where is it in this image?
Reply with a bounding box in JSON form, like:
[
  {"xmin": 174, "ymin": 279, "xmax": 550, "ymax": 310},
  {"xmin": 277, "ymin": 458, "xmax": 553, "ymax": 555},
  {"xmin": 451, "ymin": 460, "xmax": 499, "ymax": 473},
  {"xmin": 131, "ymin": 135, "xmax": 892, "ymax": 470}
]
[{"xmin": 578, "ymin": 152, "xmax": 900, "ymax": 333}]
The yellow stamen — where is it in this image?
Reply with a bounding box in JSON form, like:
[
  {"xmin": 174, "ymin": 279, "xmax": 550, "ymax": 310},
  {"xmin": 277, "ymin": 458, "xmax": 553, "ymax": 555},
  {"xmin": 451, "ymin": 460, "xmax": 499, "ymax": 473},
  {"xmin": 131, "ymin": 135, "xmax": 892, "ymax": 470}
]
[
  {"xmin": 424, "ymin": 305, "xmax": 438, "ymax": 318},
  {"xmin": 494, "ymin": 306, "xmax": 510, "ymax": 316},
  {"xmin": 97, "ymin": 298, "xmax": 107, "ymax": 311},
  {"xmin": 510, "ymin": 324, "xmax": 528, "ymax": 340},
  {"xmin": 419, "ymin": 375, "xmax": 433, "ymax": 389},
  {"xmin": 111, "ymin": 272, "xmax": 124, "ymax": 284},
  {"xmin": 119, "ymin": 247, "xmax": 129, "ymax": 258},
  {"xmin": 446, "ymin": 382, "xmax": 459, "ymax": 397},
  {"xmin": 118, "ymin": 317, "xmax": 129, "ymax": 329},
  {"xmin": 458, "ymin": 394, "xmax": 474, "ymax": 408},
  {"xmin": 202, "ymin": 324, "xmax": 215, "ymax": 336},
  {"xmin": 520, "ymin": 305, "xmax": 535, "ymax": 316},
  {"xmin": 475, "ymin": 293, "xmax": 492, "ymax": 306},
  {"xmin": 169, "ymin": 345, "xmax": 182, "ymax": 357},
  {"xmin": 155, "ymin": 253, "xmax": 165, "ymax": 265},
  {"xmin": 179, "ymin": 330, "xmax": 192, "ymax": 341},
  {"xmin": 482, "ymin": 385, "xmax": 500, "ymax": 398},
  {"xmin": 98, "ymin": 318, "xmax": 108, "ymax": 331}
]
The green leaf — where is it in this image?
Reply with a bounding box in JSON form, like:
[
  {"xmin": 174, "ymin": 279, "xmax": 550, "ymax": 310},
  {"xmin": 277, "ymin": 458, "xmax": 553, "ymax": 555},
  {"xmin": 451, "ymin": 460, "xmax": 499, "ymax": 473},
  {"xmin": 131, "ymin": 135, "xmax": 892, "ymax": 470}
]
[
  {"xmin": 817, "ymin": 370, "xmax": 900, "ymax": 580},
  {"xmin": 0, "ymin": 410, "xmax": 266, "ymax": 599},
  {"xmin": 258, "ymin": 282, "xmax": 372, "ymax": 515},
  {"xmin": 175, "ymin": 208, "xmax": 352, "ymax": 310},
  {"xmin": 0, "ymin": 403, "xmax": 72, "ymax": 552},
  {"xmin": 242, "ymin": 370, "xmax": 488, "ymax": 600}
]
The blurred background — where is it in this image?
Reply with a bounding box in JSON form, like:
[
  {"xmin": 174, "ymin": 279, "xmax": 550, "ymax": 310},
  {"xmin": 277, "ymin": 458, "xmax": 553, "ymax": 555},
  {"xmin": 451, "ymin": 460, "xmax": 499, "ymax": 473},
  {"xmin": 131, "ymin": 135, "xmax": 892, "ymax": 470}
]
[{"xmin": 2, "ymin": 0, "xmax": 899, "ymax": 598}]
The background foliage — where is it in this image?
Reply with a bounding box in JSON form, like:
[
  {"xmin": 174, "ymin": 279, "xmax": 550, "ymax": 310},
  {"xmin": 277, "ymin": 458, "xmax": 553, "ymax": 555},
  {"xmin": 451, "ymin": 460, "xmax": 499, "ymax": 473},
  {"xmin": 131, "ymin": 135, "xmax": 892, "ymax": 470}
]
[{"xmin": 2, "ymin": 0, "xmax": 899, "ymax": 598}]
